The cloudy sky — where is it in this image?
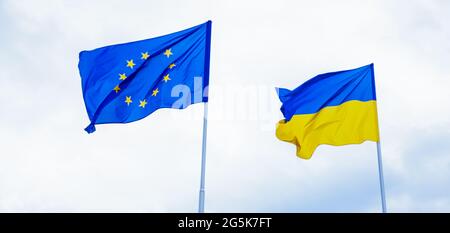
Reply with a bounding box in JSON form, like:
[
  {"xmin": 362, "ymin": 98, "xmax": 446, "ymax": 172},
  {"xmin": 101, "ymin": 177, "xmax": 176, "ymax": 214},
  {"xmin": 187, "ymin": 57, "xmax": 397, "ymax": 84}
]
[{"xmin": 0, "ymin": 0, "xmax": 449, "ymax": 212}]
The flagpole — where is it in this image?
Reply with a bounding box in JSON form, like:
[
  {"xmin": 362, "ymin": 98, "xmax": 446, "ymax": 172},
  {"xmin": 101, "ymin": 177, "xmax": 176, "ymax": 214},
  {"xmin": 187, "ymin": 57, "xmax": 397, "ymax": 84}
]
[
  {"xmin": 198, "ymin": 102, "xmax": 208, "ymax": 213},
  {"xmin": 198, "ymin": 21, "xmax": 212, "ymax": 213},
  {"xmin": 372, "ymin": 63, "xmax": 387, "ymax": 213},
  {"xmin": 376, "ymin": 141, "xmax": 387, "ymax": 213}
]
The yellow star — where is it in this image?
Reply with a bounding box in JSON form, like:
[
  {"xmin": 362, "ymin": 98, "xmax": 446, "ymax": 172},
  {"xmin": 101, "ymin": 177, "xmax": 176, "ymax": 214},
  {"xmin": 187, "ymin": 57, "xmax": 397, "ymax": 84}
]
[
  {"xmin": 169, "ymin": 63, "xmax": 176, "ymax": 69},
  {"xmin": 141, "ymin": 52, "xmax": 150, "ymax": 60},
  {"xmin": 152, "ymin": 88, "xmax": 159, "ymax": 96},
  {"xmin": 139, "ymin": 99, "xmax": 148, "ymax": 108},
  {"xmin": 163, "ymin": 74, "xmax": 171, "ymax": 82},
  {"xmin": 113, "ymin": 85, "xmax": 120, "ymax": 93},
  {"xmin": 163, "ymin": 48, "xmax": 173, "ymax": 58},
  {"xmin": 125, "ymin": 96, "xmax": 132, "ymax": 106},
  {"xmin": 119, "ymin": 73, "xmax": 127, "ymax": 80},
  {"xmin": 126, "ymin": 59, "xmax": 135, "ymax": 69}
]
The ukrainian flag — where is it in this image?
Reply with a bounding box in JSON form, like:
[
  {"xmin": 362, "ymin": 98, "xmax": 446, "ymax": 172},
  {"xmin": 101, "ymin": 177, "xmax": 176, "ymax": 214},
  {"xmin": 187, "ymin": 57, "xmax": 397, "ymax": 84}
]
[{"xmin": 276, "ymin": 64, "xmax": 379, "ymax": 159}]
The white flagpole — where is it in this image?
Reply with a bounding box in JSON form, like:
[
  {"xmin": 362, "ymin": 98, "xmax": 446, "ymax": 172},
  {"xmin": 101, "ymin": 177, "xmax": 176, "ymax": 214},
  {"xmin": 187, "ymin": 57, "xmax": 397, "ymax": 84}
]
[
  {"xmin": 198, "ymin": 20, "xmax": 212, "ymax": 213},
  {"xmin": 372, "ymin": 63, "xmax": 387, "ymax": 213},
  {"xmin": 376, "ymin": 141, "xmax": 387, "ymax": 213},
  {"xmin": 198, "ymin": 102, "xmax": 208, "ymax": 213}
]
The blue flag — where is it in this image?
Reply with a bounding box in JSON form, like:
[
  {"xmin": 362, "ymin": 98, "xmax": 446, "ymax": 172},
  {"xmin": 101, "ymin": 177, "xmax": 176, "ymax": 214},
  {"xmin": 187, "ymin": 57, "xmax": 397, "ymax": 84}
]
[{"xmin": 78, "ymin": 21, "xmax": 212, "ymax": 133}]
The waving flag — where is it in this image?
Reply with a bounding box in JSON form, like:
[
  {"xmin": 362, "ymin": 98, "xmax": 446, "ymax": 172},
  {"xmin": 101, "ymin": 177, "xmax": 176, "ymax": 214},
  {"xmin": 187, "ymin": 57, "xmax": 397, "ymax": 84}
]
[
  {"xmin": 276, "ymin": 64, "xmax": 380, "ymax": 159},
  {"xmin": 78, "ymin": 21, "xmax": 212, "ymax": 133}
]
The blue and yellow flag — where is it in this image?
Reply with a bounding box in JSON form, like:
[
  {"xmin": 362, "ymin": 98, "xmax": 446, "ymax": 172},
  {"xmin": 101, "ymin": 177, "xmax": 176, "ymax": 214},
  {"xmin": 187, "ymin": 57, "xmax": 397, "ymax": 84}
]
[
  {"xmin": 276, "ymin": 64, "xmax": 379, "ymax": 159},
  {"xmin": 78, "ymin": 21, "xmax": 212, "ymax": 133}
]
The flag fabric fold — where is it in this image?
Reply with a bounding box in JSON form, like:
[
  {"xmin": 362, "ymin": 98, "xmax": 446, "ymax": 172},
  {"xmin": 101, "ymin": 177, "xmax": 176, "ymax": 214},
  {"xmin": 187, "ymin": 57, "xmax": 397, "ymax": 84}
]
[
  {"xmin": 276, "ymin": 64, "xmax": 379, "ymax": 159},
  {"xmin": 78, "ymin": 21, "xmax": 212, "ymax": 133}
]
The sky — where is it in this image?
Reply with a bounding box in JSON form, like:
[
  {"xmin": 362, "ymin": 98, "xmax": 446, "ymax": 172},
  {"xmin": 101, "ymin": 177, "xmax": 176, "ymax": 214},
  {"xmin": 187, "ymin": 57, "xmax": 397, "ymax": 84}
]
[{"xmin": 0, "ymin": 0, "xmax": 449, "ymax": 212}]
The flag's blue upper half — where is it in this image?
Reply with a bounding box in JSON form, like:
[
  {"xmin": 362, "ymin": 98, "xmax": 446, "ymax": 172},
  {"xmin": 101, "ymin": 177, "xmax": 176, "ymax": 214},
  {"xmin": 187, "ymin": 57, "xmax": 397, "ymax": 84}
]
[
  {"xmin": 78, "ymin": 21, "xmax": 212, "ymax": 133},
  {"xmin": 277, "ymin": 64, "xmax": 376, "ymax": 121}
]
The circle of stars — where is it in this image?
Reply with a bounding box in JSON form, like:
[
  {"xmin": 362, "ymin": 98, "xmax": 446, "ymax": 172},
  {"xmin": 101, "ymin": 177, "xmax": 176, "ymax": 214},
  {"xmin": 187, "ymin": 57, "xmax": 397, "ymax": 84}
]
[{"xmin": 113, "ymin": 48, "xmax": 177, "ymax": 109}]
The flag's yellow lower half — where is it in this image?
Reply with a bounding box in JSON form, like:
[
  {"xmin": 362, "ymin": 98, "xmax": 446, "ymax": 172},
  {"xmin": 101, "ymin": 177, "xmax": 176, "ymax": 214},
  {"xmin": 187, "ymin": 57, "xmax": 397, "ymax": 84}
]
[{"xmin": 276, "ymin": 100, "xmax": 379, "ymax": 159}]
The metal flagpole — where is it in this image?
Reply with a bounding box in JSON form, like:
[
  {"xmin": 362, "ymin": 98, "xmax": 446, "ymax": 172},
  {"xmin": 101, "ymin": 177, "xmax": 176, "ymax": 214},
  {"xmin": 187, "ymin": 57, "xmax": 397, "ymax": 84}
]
[
  {"xmin": 372, "ymin": 63, "xmax": 387, "ymax": 213},
  {"xmin": 376, "ymin": 141, "xmax": 387, "ymax": 213},
  {"xmin": 198, "ymin": 102, "xmax": 208, "ymax": 213},
  {"xmin": 198, "ymin": 21, "xmax": 212, "ymax": 213}
]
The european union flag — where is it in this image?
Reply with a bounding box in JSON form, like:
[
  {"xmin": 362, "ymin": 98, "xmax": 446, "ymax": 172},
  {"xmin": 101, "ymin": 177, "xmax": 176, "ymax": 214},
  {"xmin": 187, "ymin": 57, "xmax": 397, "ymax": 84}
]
[{"xmin": 78, "ymin": 21, "xmax": 212, "ymax": 133}]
